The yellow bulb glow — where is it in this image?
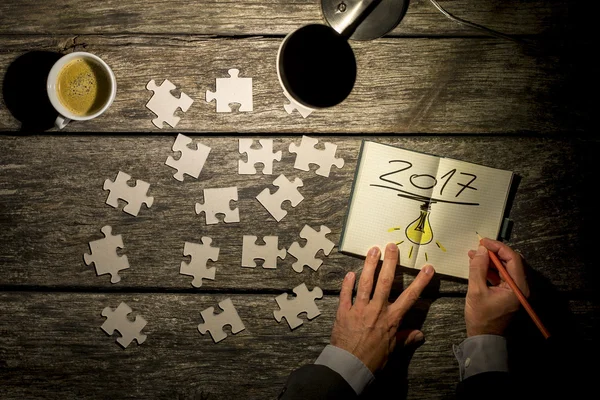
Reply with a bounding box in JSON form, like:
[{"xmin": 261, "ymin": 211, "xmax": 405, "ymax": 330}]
[{"xmin": 405, "ymin": 205, "xmax": 433, "ymax": 245}]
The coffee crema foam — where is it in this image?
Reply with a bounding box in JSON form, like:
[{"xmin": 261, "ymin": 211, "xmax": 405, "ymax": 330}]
[{"xmin": 56, "ymin": 58, "xmax": 111, "ymax": 116}]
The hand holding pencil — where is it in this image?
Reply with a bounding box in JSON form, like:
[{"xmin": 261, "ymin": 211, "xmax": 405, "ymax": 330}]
[{"xmin": 466, "ymin": 237, "xmax": 550, "ymax": 339}]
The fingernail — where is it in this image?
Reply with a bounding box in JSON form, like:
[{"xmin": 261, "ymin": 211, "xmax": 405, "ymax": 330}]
[
  {"xmin": 476, "ymin": 245, "xmax": 487, "ymax": 255},
  {"xmin": 345, "ymin": 271, "xmax": 353, "ymax": 280},
  {"xmin": 386, "ymin": 243, "xmax": 397, "ymax": 252},
  {"xmin": 369, "ymin": 246, "xmax": 380, "ymax": 257},
  {"xmin": 415, "ymin": 332, "xmax": 424, "ymax": 342},
  {"xmin": 423, "ymin": 265, "xmax": 434, "ymax": 275}
]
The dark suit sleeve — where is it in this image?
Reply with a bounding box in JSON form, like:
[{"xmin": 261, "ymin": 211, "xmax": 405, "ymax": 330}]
[
  {"xmin": 455, "ymin": 372, "xmax": 512, "ymax": 400},
  {"xmin": 278, "ymin": 364, "xmax": 358, "ymax": 400}
]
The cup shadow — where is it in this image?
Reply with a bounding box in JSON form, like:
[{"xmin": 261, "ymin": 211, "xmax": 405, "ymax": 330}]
[{"xmin": 2, "ymin": 51, "xmax": 62, "ymax": 132}]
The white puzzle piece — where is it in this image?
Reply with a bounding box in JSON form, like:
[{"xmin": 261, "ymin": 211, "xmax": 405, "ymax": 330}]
[
  {"xmin": 289, "ymin": 135, "xmax": 345, "ymax": 177},
  {"xmin": 195, "ymin": 186, "xmax": 240, "ymax": 225},
  {"xmin": 146, "ymin": 79, "xmax": 194, "ymax": 128},
  {"xmin": 103, "ymin": 171, "xmax": 154, "ymax": 217},
  {"xmin": 165, "ymin": 134, "xmax": 211, "ymax": 181},
  {"xmin": 101, "ymin": 302, "xmax": 147, "ymax": 349},
  {"xmin": 197, "ymin": 298, "xmax": 245, "ymax": 343},
  {"xmin": 283, "ymin": 91, "xmax": 314, "ymax": 118},
  {"xmin": 256, "ymin": 174, "xmax": 304, "ymax": 222},
  {"xmin": 241, "ymin": 235, "xmax": 286, "ymax": 269},
  {"xmin": 206, "ymin": 69, "xmax": 253, "ymax": 112},
  {"xmin": 273, "ymin": 283, "xmax": 323, "ymax": 330},
  {"xmin": 180, "ymin": 238, "xmax": 220, "ymax": 288},
  {"xmin": 288, "ymin": 225, "xmax": 335, "ymax": 273},
  {"xmin": 84, "ymin": 226, "xmax": 129, "ymax": 284},
  {"xmin": 238, "ymin": 138, "xmax": 282, "ymax": 175}
]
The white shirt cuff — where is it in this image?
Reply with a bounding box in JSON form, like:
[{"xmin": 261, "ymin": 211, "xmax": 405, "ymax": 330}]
[
  {"xmin": 453, "ymin": 335, "xmax": 509, "ymax": 381},
  {"xmin": 314, "ymin": 345, "xmax": 375, "ymax": 395}
]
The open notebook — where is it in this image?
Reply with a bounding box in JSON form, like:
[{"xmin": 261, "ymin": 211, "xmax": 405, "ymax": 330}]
[{"xmin": 339, "ymin": 141, "xmax": 514, "ymax": 279}]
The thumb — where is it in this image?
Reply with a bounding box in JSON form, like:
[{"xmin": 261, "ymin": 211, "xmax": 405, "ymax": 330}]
[
  {"xmin": 396, "ymin": 329, "xmax": 425, "ymax": 348},
  {"xmin": 468, "ymin": 245, "xmax": 489, "ymax": 293}
]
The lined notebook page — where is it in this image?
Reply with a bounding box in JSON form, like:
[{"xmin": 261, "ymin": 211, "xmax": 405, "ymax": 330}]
[
  {"xmin": 412, "ymin": 158, "xmax": 513, "ymax": 278},
  {"xmin": 340, "ymin": 141, "xmax": 441, "ymax": 268}
]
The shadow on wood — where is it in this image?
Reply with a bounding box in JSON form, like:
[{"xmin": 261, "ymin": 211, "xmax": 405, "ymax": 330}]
[
  {"xmin": 354, "ymin": 263, "xmax": 440, "ymax": 400},
  {"xmin": 2, "ymin": 51, "xmax": 61, "ymax": 132},
  {"xmin": 506, "ymin": 263, "xmax": 596, "ymax": 399},
  {"xmin": 360, "ymin": 297, "xmax": 437, "ymax": 400}
]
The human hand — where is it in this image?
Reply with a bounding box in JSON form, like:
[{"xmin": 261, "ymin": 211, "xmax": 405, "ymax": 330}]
[
  {"xmin": 465, "ymin": 238, "xmax": 529, "ymax": 337},
  {"xmin": 330, "ymin": 243, "xmax": 435, "ymax": 373}
]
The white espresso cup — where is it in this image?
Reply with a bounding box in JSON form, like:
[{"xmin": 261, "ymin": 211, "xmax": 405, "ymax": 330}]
[{"xmin": 47, "ymin": 52, "xmax": 116, "ymax": 129}]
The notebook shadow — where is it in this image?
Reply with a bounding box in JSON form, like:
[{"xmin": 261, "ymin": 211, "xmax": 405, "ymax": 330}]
[{"xmin": 2, "ymin": 51, "xmax": 62, "ymax": 132}]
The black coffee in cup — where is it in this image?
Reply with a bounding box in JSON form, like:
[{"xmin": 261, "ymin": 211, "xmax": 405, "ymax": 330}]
[{"xmin": 278, "ymin": 24, "xmax": 357, "ymax": 109}]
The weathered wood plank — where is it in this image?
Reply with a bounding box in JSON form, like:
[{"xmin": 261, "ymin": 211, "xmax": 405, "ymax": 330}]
[
  {"xmin": 0, "ymin": 293, "xmax": 595, "ymax": 399},
  {"xmin": 0, "ymin": 0, "xmax": 573, "ymax": 37},
  {"xmin": 0, "ymin": 35, "xmax": 583, "ymax": 134},
  {"xmin": 0, "ymin": 136, "xmax": 595, "ymax": 296}
]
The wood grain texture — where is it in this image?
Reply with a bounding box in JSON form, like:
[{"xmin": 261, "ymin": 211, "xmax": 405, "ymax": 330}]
[
  {"xmin": 0, "ymin": 135, "xmax": 595, "ymax": 295},
  {"xmin": 0, "ymin": 1, "xmax": 594, "ymax": 399},
  {"xmin": 0, "ymin": 293, "xmax": 595, "ymax": 400},
  {"xmin": 0, "ymin": 35, "xmax": 584, "ymax": 134},
  {"xmin": 0, "ymin": 0, "xmax": 573, "ymax": 36}
]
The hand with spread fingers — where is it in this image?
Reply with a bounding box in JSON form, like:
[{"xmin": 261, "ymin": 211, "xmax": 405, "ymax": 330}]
[
  {"xmin": 330, "ymin": 243, "xmax": 435, "ymax": 373},
  {"xmin": 466, "ymin": 238, "xmax": 530, "ymax": 337}
]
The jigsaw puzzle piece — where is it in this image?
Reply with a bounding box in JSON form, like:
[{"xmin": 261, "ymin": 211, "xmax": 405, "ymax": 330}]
[
  {"xmin": 241, "ymin": 235, "xmax": 286, "ymax": 269},
  {"xmin": 165, "ymin": 134, "xmax": 212, "ymax": 181},
  {"xmin": 84, "ymin": 226, "xmax": 129, "ymax": 283},
  {"xmin": 238, "ymin": 139, "xmax": 282, "ymax": 175},
  {"xmin": 206, "ymin": 69, "xmax": 253, "ymax": 112},
  {"xmin": 146, "ymin": 79, "xmax": 194, "ymax": 129},
  {"xmin": 255, "ymin": 174, "xmax": 304, "ymax": 222},
  {"xmin": 283, "ymin": 91, "xmax": 314, "ymax": 118},
  {"xmin": 101, "ymin": 302, "xmax": 147, "ymax": 348},
  {"xmin": 103, "ymin": 171, "xmax": 154, "ymax": 217},
  {"xmin": 198, "ymin": 298, "xmax": 245, "ymax": 343},
  {"xmin": 180, "ymin": 238, "xmax": 220, "ymax": 288},
  {"xmin": 195, "ymin": 186, "xmax": 240, "ymax": 225},
  {"xmin": 288, "ymin": 225, "xmax": 335, "ymax": 273},
  {"xmin": 273, "ymin": 283, "xmax": 323, "ymax": 330},
  {"xmin": 289, "ymin": 136, "xmax": 345, "ymax": 177}
]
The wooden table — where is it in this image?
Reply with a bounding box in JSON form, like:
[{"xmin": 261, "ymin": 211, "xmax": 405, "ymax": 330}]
[{"xmin": 0, "ymin": 1, "xmax": 595, "ymax": 399}]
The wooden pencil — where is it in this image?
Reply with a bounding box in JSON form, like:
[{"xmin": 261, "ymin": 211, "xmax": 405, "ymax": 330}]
[{"xmin": 477, "ymin": 233, "xmax": 551, "ymax": 339}]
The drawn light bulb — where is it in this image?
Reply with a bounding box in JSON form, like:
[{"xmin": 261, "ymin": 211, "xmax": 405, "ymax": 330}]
[{"xmin": 405, "ymin": 203, "xmax": 433, "ymax": 245}]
